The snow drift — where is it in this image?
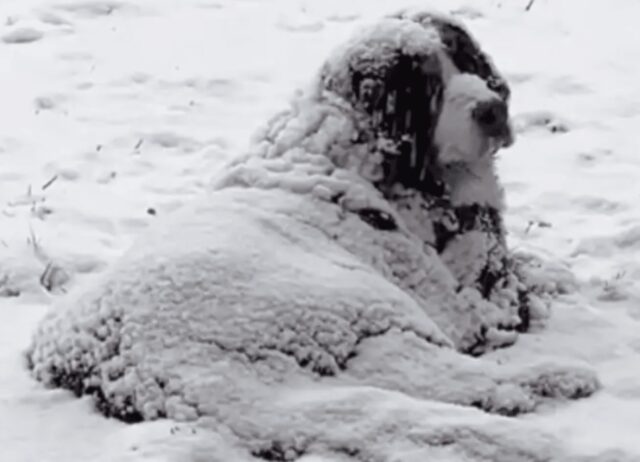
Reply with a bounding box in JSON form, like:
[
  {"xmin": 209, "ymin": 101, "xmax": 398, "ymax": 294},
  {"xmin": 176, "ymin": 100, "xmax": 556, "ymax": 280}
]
[{"xmin": 27, "ymin": 9, "xmax": 601, "ymax": 461}]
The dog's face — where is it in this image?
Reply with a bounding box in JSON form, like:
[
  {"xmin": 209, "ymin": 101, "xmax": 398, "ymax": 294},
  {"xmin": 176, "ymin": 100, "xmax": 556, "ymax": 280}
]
[
  {"xmin": 319, "ymin": 16, "xmax": 513, "ymax": 193},
  {"xmin": 435, "ymin": 73, "xmax": 514, "ymax": 165}
]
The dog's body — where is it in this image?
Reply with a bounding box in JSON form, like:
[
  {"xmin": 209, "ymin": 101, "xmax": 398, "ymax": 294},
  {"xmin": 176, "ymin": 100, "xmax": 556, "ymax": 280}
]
[{"xmin": 27, "ymin": 10, "xmax": 599, "ymax": 459}]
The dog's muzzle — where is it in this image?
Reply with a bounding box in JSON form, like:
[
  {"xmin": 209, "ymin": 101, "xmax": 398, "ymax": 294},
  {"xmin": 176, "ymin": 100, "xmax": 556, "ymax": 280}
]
[{"xmin": 472, "ymin": 98, "xmax": 514, "ymax": 148}]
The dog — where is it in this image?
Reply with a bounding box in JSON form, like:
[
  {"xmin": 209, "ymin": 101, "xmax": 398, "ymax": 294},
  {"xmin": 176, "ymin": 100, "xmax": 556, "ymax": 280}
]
[{"xmin": 27, "ymin": 12, "xmax": 598, "ymax": 459}]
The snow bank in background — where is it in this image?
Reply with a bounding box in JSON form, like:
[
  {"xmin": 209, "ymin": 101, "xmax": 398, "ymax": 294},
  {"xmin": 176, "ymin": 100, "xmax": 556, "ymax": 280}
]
[{"xmin": 24, "ymin": 10, "xmax": 603, "ymax": 461}]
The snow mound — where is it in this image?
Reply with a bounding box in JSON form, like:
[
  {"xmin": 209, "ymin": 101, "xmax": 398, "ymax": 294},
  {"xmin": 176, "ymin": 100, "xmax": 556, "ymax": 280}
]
[
  {"xmin": 2, "ymin": 27, "xmax": 44, "ymax": 44},
  {"xmin": 27, "ymin": 9, "xmax": 600, "ymax": 460}
]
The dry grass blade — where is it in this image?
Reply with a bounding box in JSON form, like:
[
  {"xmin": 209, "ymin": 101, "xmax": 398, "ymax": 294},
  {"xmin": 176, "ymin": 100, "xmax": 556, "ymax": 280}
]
[{"xmin": 42, "ymin": 175, "xmax": 58, "ymax": 191}]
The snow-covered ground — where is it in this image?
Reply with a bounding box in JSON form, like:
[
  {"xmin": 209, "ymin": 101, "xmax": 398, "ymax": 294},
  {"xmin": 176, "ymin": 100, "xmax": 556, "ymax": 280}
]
[{"xmin": 2, "ymin": 0, "xmax": 640, "ymax": 460}]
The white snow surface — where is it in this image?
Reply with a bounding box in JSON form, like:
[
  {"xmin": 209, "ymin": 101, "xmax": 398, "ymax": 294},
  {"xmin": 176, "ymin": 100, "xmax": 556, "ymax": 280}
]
[{"xmin": 2, "ymin": 0, "xmax": 640, "ymax": 460}]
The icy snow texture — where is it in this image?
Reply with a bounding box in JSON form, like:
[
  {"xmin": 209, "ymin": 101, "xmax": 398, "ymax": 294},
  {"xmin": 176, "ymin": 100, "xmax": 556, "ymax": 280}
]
[{"xmin": 27, "ymin": 9, "xmax": 600, "ymax": 461}]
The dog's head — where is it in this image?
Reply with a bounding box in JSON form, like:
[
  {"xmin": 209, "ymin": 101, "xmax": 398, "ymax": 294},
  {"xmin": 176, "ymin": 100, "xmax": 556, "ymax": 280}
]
[
  {"xmin": 435, "ymin": 73, "xmax": 513, "ymax": 165},
  {"xmin": 319, "ymin": 15, "xmax": 513, "ymax": 195}
]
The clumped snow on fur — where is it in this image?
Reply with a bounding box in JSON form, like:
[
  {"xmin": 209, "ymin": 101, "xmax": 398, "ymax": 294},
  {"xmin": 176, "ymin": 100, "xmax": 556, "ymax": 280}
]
[
  {"xmin": 25, "ymin": 9, "xmax": 599, "ymax": 461},
  {"xmin": 3, "ymin": 0, "xmax": 640, "ymax": 461}
]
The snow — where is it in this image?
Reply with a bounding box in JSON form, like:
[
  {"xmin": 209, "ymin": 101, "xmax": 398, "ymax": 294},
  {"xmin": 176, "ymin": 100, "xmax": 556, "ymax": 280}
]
[{"xmin": 2, "ymin": 0, "xmax": 640, "ymax": 460}]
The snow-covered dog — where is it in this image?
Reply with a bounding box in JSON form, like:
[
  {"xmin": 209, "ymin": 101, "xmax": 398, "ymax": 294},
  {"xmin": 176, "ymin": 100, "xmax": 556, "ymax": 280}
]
[
  {"xmin": 27, "ymin": 10, "xmax": 599, "ymax": 460},
  {"xmin": 315, "ymin": 9, "xmax": 525, "ymax": 334}
]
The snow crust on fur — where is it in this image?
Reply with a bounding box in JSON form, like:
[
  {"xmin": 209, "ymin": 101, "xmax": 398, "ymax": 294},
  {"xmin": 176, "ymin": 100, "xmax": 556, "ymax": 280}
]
[
  {"xmin": 27, "ymin": 12, "xmax": 600, "ymax": 461},
  {"xmin": 218, "ymin": 87, "xmax": 525, "ymax": 349}
]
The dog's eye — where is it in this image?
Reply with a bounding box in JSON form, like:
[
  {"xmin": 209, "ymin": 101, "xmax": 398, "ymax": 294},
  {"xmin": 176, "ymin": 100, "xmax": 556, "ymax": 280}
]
[
  {"xmin": 487, "ymin": 77, "xmax": 510, "ymax": 102},
  {"xmin": 356, "ymin": 208, "xmax": 398, "ymax": 231}
]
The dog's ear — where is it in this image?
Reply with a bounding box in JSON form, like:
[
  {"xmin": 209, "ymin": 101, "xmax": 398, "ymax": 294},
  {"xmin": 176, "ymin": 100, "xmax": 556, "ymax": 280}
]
[
  {"xmin": 372, "ymin": 52, "xmax": 445, "ymax": 196},
  {"xmin": 320, "ymin": 27, "xmax": 447, "ymax": 197},
  {"xmin": 394, "ymin": 10, "xmax": 511, "ymax": 102}
]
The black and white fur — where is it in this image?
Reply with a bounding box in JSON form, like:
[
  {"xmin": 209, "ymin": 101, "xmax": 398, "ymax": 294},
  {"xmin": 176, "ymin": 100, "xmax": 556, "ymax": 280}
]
[{"xmin": 309, "ymin": 12, "xmax": 532, "ymax": 341}]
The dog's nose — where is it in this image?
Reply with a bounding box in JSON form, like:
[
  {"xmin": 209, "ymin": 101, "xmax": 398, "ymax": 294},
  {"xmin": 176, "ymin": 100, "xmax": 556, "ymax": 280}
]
[{"xmin": 472, "ymin": 99, "xmax": 510, "ymax": 141}]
